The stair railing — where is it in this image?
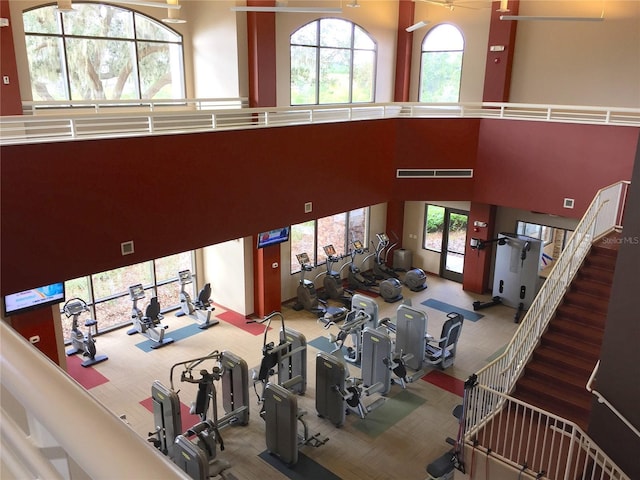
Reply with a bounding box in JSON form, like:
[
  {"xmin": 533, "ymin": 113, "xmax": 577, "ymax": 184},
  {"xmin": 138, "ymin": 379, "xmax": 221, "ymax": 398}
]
[
  {"xmin": 462, "ymin": 181, "xmax": 630, "ymax": 478},
  {"xmin": 464, "ymin": 384, "xmax": 630, "ymax": 480},
  {"xmin": 474, "ymin": 181, "xmax": 629, "ymax": 393},
  {"xmin": 586, "ymin": 361, "xmax": 640, "ymax": 439}
]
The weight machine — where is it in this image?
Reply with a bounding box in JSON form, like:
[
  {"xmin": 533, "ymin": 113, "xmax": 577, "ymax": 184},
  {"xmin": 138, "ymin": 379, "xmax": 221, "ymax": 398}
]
[
  {"xmin": 176, "ymin": 269, "xmax": 219, "ymax": 329},
  {"xmin": 148, "ymin": 350, "xmax": 249, "ymax": 479}
]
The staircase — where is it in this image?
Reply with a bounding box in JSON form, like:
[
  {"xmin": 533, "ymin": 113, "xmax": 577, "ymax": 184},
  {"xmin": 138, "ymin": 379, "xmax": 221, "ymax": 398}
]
[{"xmin": 512, "ymin": 233, "xmax": 619, "ymax": 430}]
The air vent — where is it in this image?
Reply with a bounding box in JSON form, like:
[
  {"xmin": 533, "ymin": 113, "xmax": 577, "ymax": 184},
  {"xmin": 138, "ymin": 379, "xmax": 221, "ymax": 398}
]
[
  {"xmin": 121, "ymin": 240, "xmax": 135, "ymax": 256},
  {"xmin": 396, "ymin": 169, "xmax": 474, "ymax": 179},
  {"xmin": 563, "ymin": 198, "xmax": 575, "ymax": 209}
]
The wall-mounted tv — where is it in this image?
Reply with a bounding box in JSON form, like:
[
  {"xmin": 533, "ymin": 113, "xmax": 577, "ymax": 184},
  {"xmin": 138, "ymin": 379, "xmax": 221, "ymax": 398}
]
[
  {"xmin": 3, "ymin": 282, "xmax": 66, "ymax": 317},
  {"xmin": 257, "ymin": 226, "xmax": 290, "ymax": 249}
]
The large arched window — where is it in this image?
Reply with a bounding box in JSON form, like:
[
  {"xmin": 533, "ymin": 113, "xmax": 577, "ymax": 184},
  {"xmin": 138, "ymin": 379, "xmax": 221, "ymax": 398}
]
[
  {"xmin": 23, "ymin": 3, "xmax": 185, "ymax": 101},
  {"xmin": 419, "ymin": 24, "xmax": 464, "ymax": 103},
  {"xmin": 290, "ymin": 18, "xmax": 376, "ymax": 105}
]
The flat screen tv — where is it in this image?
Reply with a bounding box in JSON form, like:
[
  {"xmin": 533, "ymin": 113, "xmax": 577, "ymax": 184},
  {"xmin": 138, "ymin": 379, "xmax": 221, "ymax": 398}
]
[
  {"xmin": 257, "ymin": 226, "xmax": 290, "ymax": 249},
  {"xmin": 3, "ymin": 282, "xmax": 65, "ymax": 317}
]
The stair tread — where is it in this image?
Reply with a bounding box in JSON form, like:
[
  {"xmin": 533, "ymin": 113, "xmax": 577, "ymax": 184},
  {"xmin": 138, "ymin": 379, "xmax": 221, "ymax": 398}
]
[
  {"xmin": 556, "ymin": 303, "xmax": 606, "ymax": 326},
  {"xmin": 533, "ymin": 346, "xmax": 595, "ymax": 373},
  {"xmin": 542, "ymin": 331, "xmax": 602, "ymax": 359},
  {"xmin": 513, "ymin": 389, "xmax": 590, "ymax": 430},
  {"xmin": 549, "ymin": 317, "xmax": 604, "ymax": 342},
  {"xmin": 525, "ymin": 361, "xmax": 590, "ymax": 390},
  {"xmin": 516, "ymin": 376, "xmax": 592, "ymax": 410}
]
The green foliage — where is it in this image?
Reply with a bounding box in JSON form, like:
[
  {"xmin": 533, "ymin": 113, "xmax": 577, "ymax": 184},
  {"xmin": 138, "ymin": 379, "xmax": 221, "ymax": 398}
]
[{"xmin": 426, "ymin": 206, "xmax": 445, "ymax": 232}]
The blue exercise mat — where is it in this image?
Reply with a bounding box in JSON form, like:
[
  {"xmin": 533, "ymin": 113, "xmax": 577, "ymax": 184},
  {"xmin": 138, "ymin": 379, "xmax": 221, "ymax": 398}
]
[
  {"xmin": 421, "ymin": 298, "xmax": 484, "ymax": 322},
  {"xmin": 258, "ymin": 450, "xmax": 342, "ymax": 480},
  {"xmin": 134, "ymin": 322, "xmax": 204, "ymax": 352}
]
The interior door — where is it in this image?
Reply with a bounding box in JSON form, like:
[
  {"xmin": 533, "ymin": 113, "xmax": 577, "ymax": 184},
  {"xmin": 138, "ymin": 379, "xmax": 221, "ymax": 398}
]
[{"xmin": 440, "ymin": 209, "xmax": 468, "ymax": 282}]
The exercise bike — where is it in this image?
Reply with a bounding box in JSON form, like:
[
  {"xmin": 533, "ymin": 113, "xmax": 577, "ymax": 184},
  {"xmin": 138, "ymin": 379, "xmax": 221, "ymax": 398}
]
[
  {"xmin": 314, "ymin": 244, "xmax": 352, "ymax": 309},
  {"xmin": 292, "ymin": 253, "xmax": 348, "ymax": 323},
  {"xmin": 63, "ymin": 297, "xmax": 108, "ymax": 367},
  {"xmin": 176, "ymin": 269, "xmax": 219, "ymax": 329},
  {"xmin": 127, "ymin": 284, "xmax": 174, "ymax": 348}
]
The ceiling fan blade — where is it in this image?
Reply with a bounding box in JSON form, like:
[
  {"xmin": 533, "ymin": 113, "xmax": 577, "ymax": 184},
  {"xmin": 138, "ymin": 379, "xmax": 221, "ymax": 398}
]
[{"xmin": 117, "ymin": 0, "xmax": 181, "ymax": 9}]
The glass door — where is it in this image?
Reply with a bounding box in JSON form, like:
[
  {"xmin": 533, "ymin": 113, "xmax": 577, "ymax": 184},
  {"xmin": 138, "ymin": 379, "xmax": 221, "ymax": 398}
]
[{"xmin": 440, "ymin": 209, "xmax": 468, "ymax": 282}]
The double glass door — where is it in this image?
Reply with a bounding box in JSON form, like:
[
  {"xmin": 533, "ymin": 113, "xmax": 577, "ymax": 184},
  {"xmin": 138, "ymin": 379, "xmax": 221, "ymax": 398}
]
[{"xmin": 425, "ymin": 205, "xmax": 469, "ymax": 283}]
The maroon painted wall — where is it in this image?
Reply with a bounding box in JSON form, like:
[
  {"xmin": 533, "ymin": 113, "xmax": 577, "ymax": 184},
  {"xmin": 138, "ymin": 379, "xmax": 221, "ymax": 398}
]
[
  {"xmin": 2, "ymin": 118, "xmax": 638, "ymax": 298},
  {"xmin": 0, "ymin": 120, "xmax": 396, "ymax": 295},
  {"xmin": 473, "ymin": 120, "xmax": 639, "ymax": 217},
  {"xmin": 392, "ymin": 118, "xmax": 480, "ymax": 201},
  {"xmin": 0, "ymin": 0, "xmax": 22, "ymax": 116},
  {"xmin": 6, "ymin": 308, "xmax": 60, "ymax": 363},
  {"xmin": 482, "ymin": 0, "xmax": 519, "ymax": 102}
]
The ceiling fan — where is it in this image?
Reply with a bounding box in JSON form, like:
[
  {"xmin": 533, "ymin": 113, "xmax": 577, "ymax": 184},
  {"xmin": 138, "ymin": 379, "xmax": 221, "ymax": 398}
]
[{"xmin": 417, "ymin": 0, "xmax": 489, "ymax": 11}]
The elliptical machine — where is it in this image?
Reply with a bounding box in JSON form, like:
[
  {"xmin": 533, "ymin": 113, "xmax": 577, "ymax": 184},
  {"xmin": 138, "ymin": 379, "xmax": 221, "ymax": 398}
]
[
  {"xmin": 315, "ymin": 245, "xmax": 352, "ymax": 309},
  {"xmin": 345, "ymin": 240, "xmax": 403, "ymax": 304},
  {"xmin": 63, "ymin": 297, "xmax": 108, "ymax": 367},
  {"xmin": 176, "ymin": 269, "xmax": 219, "ymax": 329},
  {"xmin": 127, "ymin": 284, "xmax": 174, "ymax": 348},
  {"xmin": 369, "ymin": 233, "xmax": 400, "ymax": 280},
  {"xmin": 293, "ymin": 253, "xmax": 348, "ymax": 322}
]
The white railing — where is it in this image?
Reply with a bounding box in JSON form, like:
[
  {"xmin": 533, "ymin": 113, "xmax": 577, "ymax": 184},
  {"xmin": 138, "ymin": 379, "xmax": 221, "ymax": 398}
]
[
  {"xmin": 586, "ymin": 361, "xmax": 640, "ymax": 439},
  {"xmin": 0, "ymin": 320, "xmax": 190, "ymax": 480},
  {"xmin": 464, "ymin": 384, "xmax": 630, "ymax": 480},
  {"xmin": 473, "ymin": 181, "xmax": 629, "ymax": 392},
  {"xmin": 1, "ymin": 102, "xmax": 638, "ymax": 146}
]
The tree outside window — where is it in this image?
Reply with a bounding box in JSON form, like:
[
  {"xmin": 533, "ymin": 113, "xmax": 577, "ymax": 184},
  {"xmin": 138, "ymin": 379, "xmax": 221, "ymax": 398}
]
[
  {"xmin": 419, "ymin": 24, "xmax": 464, "ymax": 103},
  {"xmin": 23, "ymin": 3, "xmax": 185, "ymax": 101},
  {"xmin": 290, "ymin": 18, "xmax": 376, "ymax": 105}
]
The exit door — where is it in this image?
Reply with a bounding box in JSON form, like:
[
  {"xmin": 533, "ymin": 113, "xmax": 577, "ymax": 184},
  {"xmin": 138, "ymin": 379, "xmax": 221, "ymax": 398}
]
[{"xmin": 440, "ymin": 209, "xmax": 468, "ymax": 283}]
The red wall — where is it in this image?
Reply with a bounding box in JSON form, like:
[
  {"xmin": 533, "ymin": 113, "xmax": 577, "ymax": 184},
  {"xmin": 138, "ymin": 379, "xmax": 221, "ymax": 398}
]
[
  {"xmin": 473, "ymin": 120, "xmax": 639, "ymax": 217},
  {"xmin": 0, "ymin": 120, "xmax": 396, "ymax": 295},
  {"xmin": 7, "ymin": 308, "xmax": 60, "ymax": 363},
  {"xmin": 0, "ymin": 0, "xmax": 22, "ymax": 116},
  {"xmin": 1, "ymin": 117, "xmax": 638, "ymax": 297}
]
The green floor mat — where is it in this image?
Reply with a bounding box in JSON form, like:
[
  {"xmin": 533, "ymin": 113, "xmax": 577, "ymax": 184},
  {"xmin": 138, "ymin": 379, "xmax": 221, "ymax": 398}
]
[{"xmin": 352, "ymin": 389, "xmax": 426, "ymax": 438}]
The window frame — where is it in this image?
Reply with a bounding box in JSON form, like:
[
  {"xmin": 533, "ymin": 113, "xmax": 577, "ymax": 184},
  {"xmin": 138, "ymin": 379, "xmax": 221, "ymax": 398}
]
[
  {"xmin": 290, "ymin": 208, "xmax": 370, "ymax": 275},
  {"xmin": 289, "ymin": 18, "xmax": 377, "ymax": 106},
  {"xmin": 418, "ymin": 23, "xmax": 464, "ymax": 103},
  {"xmin": 22, "ymin": 2, "xmax": 186, "ymax": 103}
]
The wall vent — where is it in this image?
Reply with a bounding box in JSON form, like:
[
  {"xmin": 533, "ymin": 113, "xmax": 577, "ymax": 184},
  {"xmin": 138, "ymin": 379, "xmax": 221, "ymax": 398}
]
[
  {"xmin": 304, "ymin": 202, "xmax": 313, "ymax": 213},
  {"xmin": 563, "ymin": 198, "xmax": 575, "ymax": 209},
  {"xmin": 121, "ymin": 241, "xmax": 135, "ymax": 256},
  {"xmin": 396, "ymin": 169, "xmax": 474, "ymax": 179}
]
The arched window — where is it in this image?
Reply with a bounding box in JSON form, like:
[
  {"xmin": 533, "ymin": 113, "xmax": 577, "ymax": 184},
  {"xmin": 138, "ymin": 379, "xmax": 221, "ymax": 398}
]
[
  {"xmin": 419, "ymin": 24, "xmax": 464, "ymax": 103},
  {"xmin": 23, "ymin": 3, "xmax": 185, "ymax": 101},
  {"xmin": 290, "ymin": 18, "xmax": 376, "ymax": 105}
]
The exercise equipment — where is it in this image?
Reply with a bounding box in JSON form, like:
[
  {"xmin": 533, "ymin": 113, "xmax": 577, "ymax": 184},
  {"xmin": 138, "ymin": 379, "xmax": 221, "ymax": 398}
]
[
  {"xmin": 404, "ymin": 268, "xmax": 428, "ymax": 292},
  {"xmin": 173, "ymin": 420, "xmax": 231, "ymax": 480},
  {"xmin": 369, "ymin": 232, "xmax": 400, "ymax": 280},
  {"xmin": 424, "ymin": 313, "xmax": 464, "ymax": 370},
  {"xmin": 293, "ymin": 253, "xmax": 348, "ymax": 322},
  {"xmin": 176, "ymin": 269, "xmax": 218, "ymax": 329},
  {"xmin": 315, "ymin": 350, "xmax": 385, "ymax": 424},
  {"xmin": 126, "ymin": 284, "xmax": 174, "ymax": 348},
  {"xmin": 248, "ymin": 312, "xmax": 308, "ymax": 405},
  {"xmin": 345, "ymin": 241, "xmax": 403, "ymax": 304},
  {"xmin": 425, "ymin": 375, "xmax": 477, "ymax": 479},
  {"xmin": 263, "ymin": 382, "xmax": 328, "ymax": 466},
  {"xmin": 63, "ymin": 297, "xmax": 108, "ymax": 367},
  {"xmin": 148, "ymin": 350, "xmax": 249, "ymax": 479},
  {"xmin": 472, "ymin": 233, "xmax": 542, "ymax": 322},
  {"xmin": 324, "ymin": 306, "xmax": 373, "ymax": 365},
  {"xmin": 314, "ymin": 244, "xmax": 352, "ymax": 309}
]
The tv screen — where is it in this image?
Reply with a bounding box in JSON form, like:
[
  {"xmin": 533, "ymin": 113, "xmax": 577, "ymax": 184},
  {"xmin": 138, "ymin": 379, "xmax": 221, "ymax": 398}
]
[
  {"xmin": 257, "ymin": 227, "xmax": 290, "ymax": 249},
  {"xmin": 3, "ymin": 282, "xmax": 65, "ymax": 317}
]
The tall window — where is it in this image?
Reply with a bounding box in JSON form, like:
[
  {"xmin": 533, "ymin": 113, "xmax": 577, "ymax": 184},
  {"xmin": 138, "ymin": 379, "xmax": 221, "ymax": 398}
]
[
  {"xmin": 290, "ymin": 207, "xmax": 369, "ymax": 274},
  {"xmin": 61, "ymin": 251, "xmax": 194, "ymax": 342},
  {"xmin": 419, "ymin": 24, "xmax": 464, "ymax": 103},
  {"xmin": 23, "ymin": 3, "xmax": 185, "ymax": 101},
  {"xmin": 290, "ymin": 18, "xmax": 376, "ymax": 105}
]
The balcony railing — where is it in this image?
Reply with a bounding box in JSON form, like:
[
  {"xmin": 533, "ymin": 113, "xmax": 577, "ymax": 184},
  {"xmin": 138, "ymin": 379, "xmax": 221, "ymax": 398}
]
[{"xmin": 1, "ymin": 101, "xmax": 638, "ymax": 146}]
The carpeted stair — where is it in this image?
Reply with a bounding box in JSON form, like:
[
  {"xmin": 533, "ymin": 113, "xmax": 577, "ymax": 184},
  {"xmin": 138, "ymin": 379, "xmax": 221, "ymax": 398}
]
[{"xmin": 512, "ymin": 235, "xmax": 619, "ymax": 431}]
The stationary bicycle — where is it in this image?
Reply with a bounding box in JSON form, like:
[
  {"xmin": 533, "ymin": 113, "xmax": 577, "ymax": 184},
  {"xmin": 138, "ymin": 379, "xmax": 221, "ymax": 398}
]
[
  {"xmin": 176, "ymin": 269, "xmax": 219, "ymax": 329},
  {"xmin": 127, "ymin": 284, "xmax": 174, "ymax": 348},
  {"xmin": 63, "ymin": 297, "xmax": 108, "ymax": 367}
]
